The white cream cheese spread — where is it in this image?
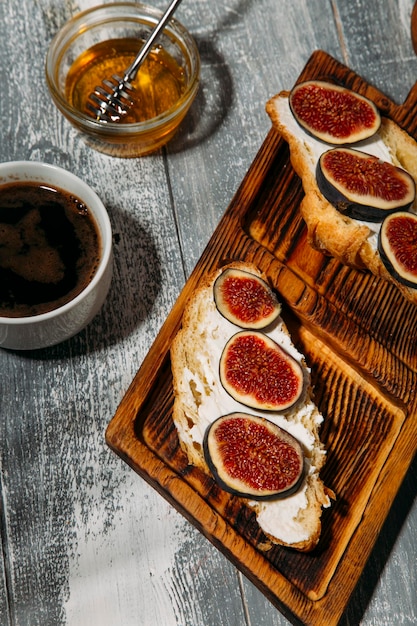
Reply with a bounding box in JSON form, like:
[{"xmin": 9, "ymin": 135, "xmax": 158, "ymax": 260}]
[{"xmin": 174, "ymin": 298, "xmax": 327, "ymax": 545}]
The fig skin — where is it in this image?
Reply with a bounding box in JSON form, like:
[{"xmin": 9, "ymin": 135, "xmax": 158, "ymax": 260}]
[
  {"xmin": 316, "ymin": 148, "xmax": 416, "ymax": 222},
  {"xmin": 213, "ymin": 267, "xmax": 281, "ymax": 329},
  {"xmin": 289, "ymin": 80, "xmax": 381, "ymax": 144},
  {"xmin": 378, "ymin": 211, "xmax": 417, "ymax": 288},
  {"xmin": 203, "ymin": 413, "xmax": 305, "ymax": 500},
  {"xmin": 219, "ymin": 331, "xmax": 304, "ymax": 412}
]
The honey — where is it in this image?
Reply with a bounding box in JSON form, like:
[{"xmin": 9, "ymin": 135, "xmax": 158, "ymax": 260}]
[{"xmin": 65, "ymin": 38, "xmax": 187, "ymax": 124}]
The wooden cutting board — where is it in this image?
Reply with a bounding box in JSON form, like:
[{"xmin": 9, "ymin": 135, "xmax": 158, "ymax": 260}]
[{"xmin": 106, "ymin": 50, "xmax": 417, "ymax": 625}]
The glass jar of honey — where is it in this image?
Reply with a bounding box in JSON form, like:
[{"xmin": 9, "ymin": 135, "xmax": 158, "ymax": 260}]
[{"xmin": 46, "ymin": 3, "xmax": 200, "ymax": 157}]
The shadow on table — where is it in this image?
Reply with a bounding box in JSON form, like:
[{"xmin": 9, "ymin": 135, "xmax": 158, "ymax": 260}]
[
  {"xmin": 166, "ymin": 36, "xmax": 234, "ymax": 155},
  {"xmin": 168, "ymin": 0, "xmax": 259, "ymax": 153},
  {"xmin": 339, "ymin": 452, "xmax": 417, "ymax": 624}
]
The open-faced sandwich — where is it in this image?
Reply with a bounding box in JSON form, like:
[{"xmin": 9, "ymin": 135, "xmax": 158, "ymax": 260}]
[
  {"xmin": 171, "ymin": 261, "xmax": 332, "ymax": 552},
  {"xmin": 266, "ymin": 80, "xmax": 417, "ymax": 304}
]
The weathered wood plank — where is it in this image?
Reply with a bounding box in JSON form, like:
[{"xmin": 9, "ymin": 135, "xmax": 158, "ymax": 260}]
[
  {"xmin": 0, "ymin": 0, "xmax": 245, "ymax": 624},
  {"xmin": 334, "ymin": 0, "xmax": 417, "ymax": 103}
]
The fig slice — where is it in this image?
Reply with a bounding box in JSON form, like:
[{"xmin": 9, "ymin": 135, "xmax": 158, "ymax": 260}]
[
  {"xmin": 378, "ymin": 211, "xmax": 417, "ymax": 288},
  {"xmin": 213, "ymin": 267, "xmax": 281, "ymax": 329},
  {"xmin": 203, "ymin": 413, "xmax": 305, "ymax": 500},
  {"xmin": 219, "ymin": 331, "xmax": 304, "ymax": 411},
  {"xmin": 289, "ymin": 80, "xmax": 381, "ymax": 144},
  {"xmin": 316, "ymin": 148, "xmax": 416, "ymax": 221}
]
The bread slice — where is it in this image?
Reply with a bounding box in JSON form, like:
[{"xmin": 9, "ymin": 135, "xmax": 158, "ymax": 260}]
[
  {"xmin": 266, "ymin": 90, "xmax": 417, "ymax": 304},
  {"xmin": 171, "ymin": 261, "xmax": 332, "ymax": 552}
]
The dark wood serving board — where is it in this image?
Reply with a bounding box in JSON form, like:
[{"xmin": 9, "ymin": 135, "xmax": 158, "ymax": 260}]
[{"xmin": 106, "ymin": 50, "xmax": 417, "ymax": 625}]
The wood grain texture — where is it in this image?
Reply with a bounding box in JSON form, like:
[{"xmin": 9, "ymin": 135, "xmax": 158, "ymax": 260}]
[
  {"xmin": 1, "ymin": 0, "xmax": 417, "ymax": 625},
  {"xmin": 107, "ymin": 51, "xmax": 417, "ymax": 625}
]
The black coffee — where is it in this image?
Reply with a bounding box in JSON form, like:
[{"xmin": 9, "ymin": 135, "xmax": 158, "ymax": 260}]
[{"xmin": 0, "ymin": 181, "xmax": 101, "ymax": 317}]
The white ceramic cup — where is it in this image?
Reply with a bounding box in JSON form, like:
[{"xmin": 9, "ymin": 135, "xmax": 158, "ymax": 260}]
[{"xmin": 0, "ymin": 161, "xmax": 113, "ymax": 350}]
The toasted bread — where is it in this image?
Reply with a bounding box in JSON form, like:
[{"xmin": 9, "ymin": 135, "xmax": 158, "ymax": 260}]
[
  {"xmin": 171, "ymin": 261, "xmax": 332, "ymax": 551},
  {"xmin": 266, "ymin": 90, "xmax": 417, "ymax": 304}
]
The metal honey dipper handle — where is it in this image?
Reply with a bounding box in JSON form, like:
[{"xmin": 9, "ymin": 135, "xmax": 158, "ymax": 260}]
[{"xmin": 85, "ymin": 0, "xmax": 184, "ymax": 122}]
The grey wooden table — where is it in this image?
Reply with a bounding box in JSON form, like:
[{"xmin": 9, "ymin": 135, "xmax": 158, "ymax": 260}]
[{"xmin": 1, "ymin": 1, "xmax": 416, "ymax": 624}]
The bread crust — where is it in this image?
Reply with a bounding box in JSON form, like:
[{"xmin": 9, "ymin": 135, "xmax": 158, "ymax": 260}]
[
  {"xmin": 171, "ymin": 261, "xmax": 332, "ymax": 552},
  {"xmin": 266, "ymin": 91, "xmax": 417, "ymax": 304}
]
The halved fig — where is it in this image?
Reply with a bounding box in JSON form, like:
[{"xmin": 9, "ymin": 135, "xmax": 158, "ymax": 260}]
[
  {"xmin": 219, "ymin": 331, "xmax": 304, "ymax": 411},
  {"xmin": 213, "ymin": 267, "xmax": 281, "ymax": 329},
  {"xmin": 289, "ymin": 80, "xmax": 381, "ymax": 144},
  {"xmin": 316, "ymin": 148, "xmax": 416, "ymax": 221},
  {"xmin": 203, "ymin": 413, "xmax": 305, "ymax": 500},
  {"xmin": 378, "ymin": 211, "xmax": 417, "ymax": 288}
]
